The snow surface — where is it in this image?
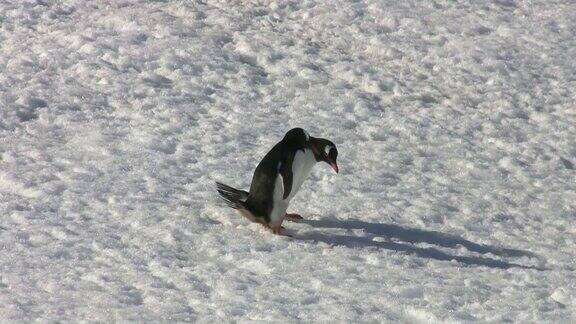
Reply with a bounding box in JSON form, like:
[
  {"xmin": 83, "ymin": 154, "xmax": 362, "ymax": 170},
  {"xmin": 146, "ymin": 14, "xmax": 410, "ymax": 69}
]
[{"xmin": 1, "ymin": 0, "xmax": 575, "ymax": 321}]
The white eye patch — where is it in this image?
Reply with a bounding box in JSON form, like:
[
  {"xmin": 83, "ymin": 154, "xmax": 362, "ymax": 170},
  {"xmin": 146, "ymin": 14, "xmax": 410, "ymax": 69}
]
[
  {"xmin": 303, "ymin": 129, "xmax": 310, "ymax": 141},
  {"xmin": 325, "ymin": 145, "xmax": 333, "ymax": 155}
]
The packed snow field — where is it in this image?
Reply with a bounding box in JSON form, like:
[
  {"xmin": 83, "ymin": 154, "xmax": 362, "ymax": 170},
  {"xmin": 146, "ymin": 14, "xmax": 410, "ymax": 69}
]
[{"xmin": 1, "ymin": 0, "xmax": 575, "ymax": 321}]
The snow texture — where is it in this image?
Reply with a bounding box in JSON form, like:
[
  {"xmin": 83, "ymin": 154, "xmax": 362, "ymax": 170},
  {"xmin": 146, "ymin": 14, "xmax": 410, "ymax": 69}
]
[{"xmin": 1, "ymin": 0, "xmax": 575, "ymax": 322}]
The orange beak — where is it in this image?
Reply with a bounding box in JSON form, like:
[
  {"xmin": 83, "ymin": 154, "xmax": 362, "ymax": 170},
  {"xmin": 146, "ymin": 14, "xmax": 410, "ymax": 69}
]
[{"xmin": 329, "ymin": 160, "xmax": 339, "ymax": 173}]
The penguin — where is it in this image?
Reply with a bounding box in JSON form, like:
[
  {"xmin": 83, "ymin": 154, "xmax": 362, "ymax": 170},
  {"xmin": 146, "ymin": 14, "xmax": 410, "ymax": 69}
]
[{"xmin": 216, "ymin": 128, "xmax": 338, "ymax": 235}]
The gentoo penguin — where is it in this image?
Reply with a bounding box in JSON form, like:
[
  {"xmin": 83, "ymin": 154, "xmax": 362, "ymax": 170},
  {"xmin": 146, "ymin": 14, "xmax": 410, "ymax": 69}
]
[{"xmin": 216, "ymin": 128, "xmax": 338, "ymax": 235}]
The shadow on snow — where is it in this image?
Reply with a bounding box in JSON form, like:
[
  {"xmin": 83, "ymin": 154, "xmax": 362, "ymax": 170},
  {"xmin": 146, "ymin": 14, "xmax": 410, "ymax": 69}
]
[{"xmin": 297, "ymin": 219, "xmax": 546, "ymax": 271}]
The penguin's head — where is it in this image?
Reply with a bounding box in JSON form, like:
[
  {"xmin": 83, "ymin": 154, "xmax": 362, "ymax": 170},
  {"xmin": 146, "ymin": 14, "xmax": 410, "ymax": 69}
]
[
  {"xmin": 310, "ymin": 137, "xmax": 339, "ymax": 174},
  {"xmin": 283, "ymin": 128, "xmax": 339, "ymax": 173}
]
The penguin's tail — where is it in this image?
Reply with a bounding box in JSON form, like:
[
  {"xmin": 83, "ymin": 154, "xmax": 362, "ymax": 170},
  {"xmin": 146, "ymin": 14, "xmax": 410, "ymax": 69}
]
[{"xmin": 215, "ymin": 182, "xmax": 249, "ymax": 210}]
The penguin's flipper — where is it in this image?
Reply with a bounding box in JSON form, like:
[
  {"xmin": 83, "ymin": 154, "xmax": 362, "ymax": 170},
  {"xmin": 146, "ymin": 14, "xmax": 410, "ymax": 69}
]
[
  {"xmin": 279, "ymin": 152, "xmax": 294, "ymax": 200},
  {"xmin": 216, "ymin": 182, "xmax": 249, "ymax": 209}
]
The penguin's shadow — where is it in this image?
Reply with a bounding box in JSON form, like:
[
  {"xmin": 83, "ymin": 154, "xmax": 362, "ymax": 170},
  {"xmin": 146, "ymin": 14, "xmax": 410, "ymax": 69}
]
[{"xmin": 297, "ymin": 219, "xmax": 546, "ymax": 270}]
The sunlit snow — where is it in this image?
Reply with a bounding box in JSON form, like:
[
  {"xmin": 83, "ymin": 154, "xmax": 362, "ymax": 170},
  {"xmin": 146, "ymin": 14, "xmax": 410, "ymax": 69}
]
[{"xmin": 1, "ymin": 0, "xmax": 575, "ymax": 322}]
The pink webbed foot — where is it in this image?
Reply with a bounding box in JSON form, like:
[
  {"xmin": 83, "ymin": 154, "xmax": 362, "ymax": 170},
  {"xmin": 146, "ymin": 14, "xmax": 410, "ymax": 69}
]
[
  {"xmin": 263, "ymin": 224, "xmax": 286, "ymax": 230},
  {"xmin": 285, "ymin": 213, "xmax": 304, "ymax": 222},
  {"xmin": 270, "ymin": 224, "xmax": 291, "ymax": 237}
]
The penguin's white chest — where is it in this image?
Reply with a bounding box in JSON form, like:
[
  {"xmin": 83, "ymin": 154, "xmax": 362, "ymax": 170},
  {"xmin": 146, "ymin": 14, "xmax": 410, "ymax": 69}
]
[
  {"xmin": 269, "ymin": 149, "xmax": 316, "ymax": 225},
  {"xmin": 286, "ymin": 148, "xmax": 316, "ymax": 201}
]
